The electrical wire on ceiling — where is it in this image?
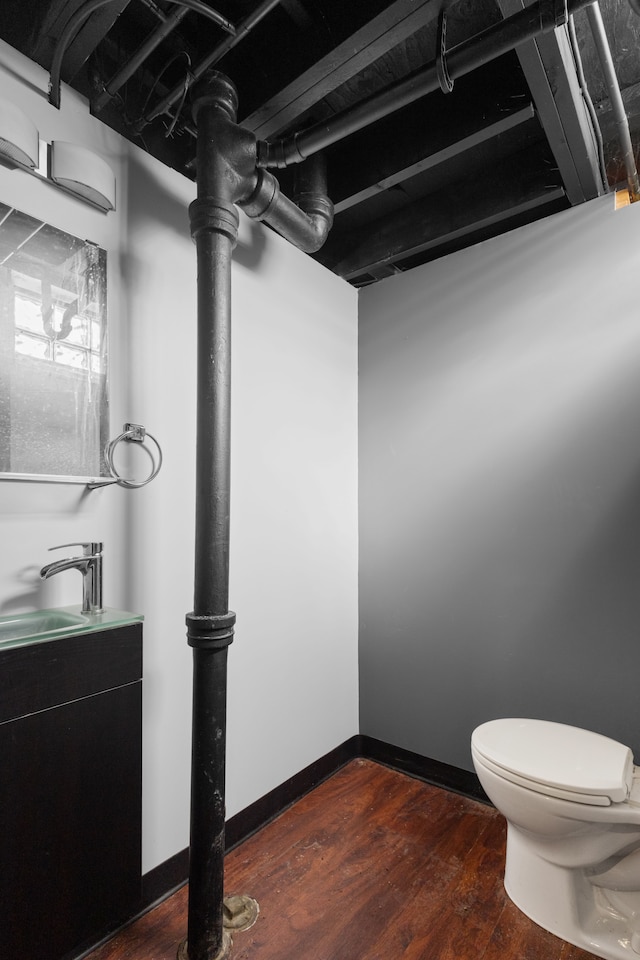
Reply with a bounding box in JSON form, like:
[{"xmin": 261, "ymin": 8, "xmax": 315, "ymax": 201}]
[
  {"xmin": 135, "ymin": 50, "xmax": 193, "ymax": 138},
  {"xmin": 49, "ymin": 0, "xmax": 284, "ymax": 149},
  {"xmin": 163, "ymin": 65, "xmax": 192, "ymax": 138},
  {"xmin": 567, "ymin": 15, "xmax": 608, "ymax": 189},
  {"xmin": 48, "ymin": 0, "xmax": 236, "ymax": 108},
  {"xmin": 134, "ymin": 0, "xmax": 282, "ymax": 132}
]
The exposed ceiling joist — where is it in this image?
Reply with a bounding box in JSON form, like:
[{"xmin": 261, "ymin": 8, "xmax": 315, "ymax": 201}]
[
  {"xmin": 326, "ymin": 145, "xmax": 567, "ymax": 280},
  {"xmin": 241, "ymin": 0, "xmax": 440, "ymax": 137},
  {"xmin": 31, "ymin": 0, "xmax": 132, "ymax": 82},
  {"xmin": 497, "ymin": 0, "xmax": 605, "ymax": 204},
  {"xmin": 334, "ymin": 103, "xmax": 536, "ymax": 214},
  {"xmin": 0, "ymin": 0, "xmax": 636, "ymax": 287}
]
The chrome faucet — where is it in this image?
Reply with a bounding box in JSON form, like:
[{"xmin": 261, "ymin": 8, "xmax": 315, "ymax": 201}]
[{"xmin": 40, "ymin": 542, "xmax": 104, "ymax": 614}]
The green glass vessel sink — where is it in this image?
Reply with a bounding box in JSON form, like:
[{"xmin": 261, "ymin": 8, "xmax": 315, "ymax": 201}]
[{"xmin": 0, "ymin": 606, "xmax": 143, "ymax": 649}]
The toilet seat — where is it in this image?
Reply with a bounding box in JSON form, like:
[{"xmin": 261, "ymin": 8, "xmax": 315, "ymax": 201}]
[{"xmin": 472, "ymin": 718, "xmax": 633, "ymax": 806}]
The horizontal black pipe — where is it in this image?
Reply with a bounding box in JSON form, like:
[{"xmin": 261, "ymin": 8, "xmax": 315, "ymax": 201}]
[{"xmin": 258, "ymin": 0, "xmax": 597, "ymax": 167}]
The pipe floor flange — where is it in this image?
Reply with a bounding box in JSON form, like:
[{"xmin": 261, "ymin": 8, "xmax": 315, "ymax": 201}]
[
  {"xmin": 177, "ymin": 929, "xmax": 232, "ymax": 960},
  {"xmin": 223, "ymin": 893, "xmax": 260, "ymax": 931}
]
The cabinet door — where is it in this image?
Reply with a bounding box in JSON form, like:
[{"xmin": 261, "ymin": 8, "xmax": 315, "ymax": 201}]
[{"xmin": 0, "ymin": 681, "xmax": 142, "ymax": 960}]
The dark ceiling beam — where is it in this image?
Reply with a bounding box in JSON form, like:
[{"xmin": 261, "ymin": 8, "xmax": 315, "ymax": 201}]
[
  {"xmin": 324, "ymin": 146, "xmax": 566, "ymax": 280},
  {"xmin": 497, "ymin": 0, "xmax": 604, "ymax": 204},
  {"xmin": 334, "ymin": 103, "xmax": 536, "ymax": 214},
  {"xmin": 366, "ymin": 263, "xmax": 404, "ymax": 280},
  {"xmin": 241, "ymin": 0, "xmax": 440, "ymax": 138},
  {"xmin": 31, "ymin": 0, "xmax": 131, "ymax": 81}
]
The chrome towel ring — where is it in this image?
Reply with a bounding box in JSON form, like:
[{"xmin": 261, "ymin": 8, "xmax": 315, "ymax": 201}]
[{"xmin": 89, "ymin": 422, "xmax": 163, "ymax": 489}]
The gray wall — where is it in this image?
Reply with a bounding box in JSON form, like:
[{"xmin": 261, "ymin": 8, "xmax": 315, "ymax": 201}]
[{"xmin": 358, "ymin": 195, "xmax": 640, "ymax": 771}]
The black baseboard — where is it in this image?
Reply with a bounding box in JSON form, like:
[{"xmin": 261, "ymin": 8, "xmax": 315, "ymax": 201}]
[
  {"xmin": 358, "ymin": 735, "xmax": 490, "ymax": 805},
  {"xmin": 137, "ymin": 736, "xmax": 360, "ymax": 918},
  {"xmin": 225, "ymin": 735, "xmax": 360, "ymax": 850},
  {"xmin": 136, "ymin": 736, "xmax": 489, "ymax": 923},
  {"xmin": 141, "ymin": 846, "xmax": 190, "ymax": 907}
]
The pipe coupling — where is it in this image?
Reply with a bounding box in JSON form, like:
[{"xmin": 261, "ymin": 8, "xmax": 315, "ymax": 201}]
[
  {"xmin": 238, "ymin": 168, "xmax": 281, "ymax": 220},
  {"xmin": 191, "ymin": 71, "xmax": 239, "ymax": 124},
  {"xmin": 189, "ymin": 197, "xmax": 239, "ymax": 244},
  {"xmin": 186, "ymin": 611, "xmax": 236, "ymax": 650},
  {"xmin": 256, "ymin": 134, "xmax": 306, "ymax": 169}
]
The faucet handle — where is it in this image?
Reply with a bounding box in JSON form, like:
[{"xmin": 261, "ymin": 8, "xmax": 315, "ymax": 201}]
[{"xmin": 49, "ymin": 542, "xmax": 103, "ymax": 555}]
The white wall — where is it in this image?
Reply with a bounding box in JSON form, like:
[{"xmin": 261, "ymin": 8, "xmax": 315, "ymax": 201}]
[
  {"xmin": 0, "ymin": 42, "xmax": 359, "ymax": 874},
  {"xmin": 359, "ymin": 193, "xmax": 640, "ymax": 770}
]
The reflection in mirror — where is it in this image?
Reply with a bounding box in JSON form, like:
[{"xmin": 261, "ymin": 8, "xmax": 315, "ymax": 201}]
[{"xmin": 0, "ymin": 203, "xmax": 108, "ymax": 478}]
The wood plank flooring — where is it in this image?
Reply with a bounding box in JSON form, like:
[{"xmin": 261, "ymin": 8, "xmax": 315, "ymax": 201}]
[{"xmin": 87, "ymin": 759, "xmax": 600, "ymax": 960}]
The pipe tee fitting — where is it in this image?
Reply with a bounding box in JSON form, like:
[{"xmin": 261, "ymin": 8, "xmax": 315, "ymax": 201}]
[{"xmin": 191, "ymin": 71, "xmax": 334, "ymax": 253}]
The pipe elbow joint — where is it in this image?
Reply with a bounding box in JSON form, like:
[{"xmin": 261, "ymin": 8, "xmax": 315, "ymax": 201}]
[
  {"xmin": 291, "ymin": 194, "xmax": 334, "ymax": 252},
  {"xmin": 239, "ymin": 168, "xmax": 333, "ymax": 253}
]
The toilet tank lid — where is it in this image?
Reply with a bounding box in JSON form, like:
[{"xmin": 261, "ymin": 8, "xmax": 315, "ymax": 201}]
[{"xmin": 472, "ymin": 718, "xmax": 634, "ymax": 803}]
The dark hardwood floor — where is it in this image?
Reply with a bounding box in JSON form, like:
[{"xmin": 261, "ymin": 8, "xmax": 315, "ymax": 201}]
[{"xmin": 87, "ymin": 759, "xmax": 600, "ymax": 960}]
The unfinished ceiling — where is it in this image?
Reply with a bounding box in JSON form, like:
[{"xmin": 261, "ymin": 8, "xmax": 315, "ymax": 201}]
[{"xmin": 0, "ymin": 0, "xmax": 639, "ymax": 285}]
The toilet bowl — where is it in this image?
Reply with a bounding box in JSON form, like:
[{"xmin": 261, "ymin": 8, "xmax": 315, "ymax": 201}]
[{"xmin": 471, "ymin": 718, "xmax": 640, "ymax": 960}]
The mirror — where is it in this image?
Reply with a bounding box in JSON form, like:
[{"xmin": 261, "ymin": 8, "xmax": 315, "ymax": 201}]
[{"xmin": 0, "ymin": 203, "xmax": 108, "ymax": 480}]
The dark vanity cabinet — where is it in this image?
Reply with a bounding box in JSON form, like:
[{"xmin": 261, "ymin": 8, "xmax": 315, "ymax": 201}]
[{"xmin": 0, "ymin": 622, "xmax": 142, "ymax": 960}]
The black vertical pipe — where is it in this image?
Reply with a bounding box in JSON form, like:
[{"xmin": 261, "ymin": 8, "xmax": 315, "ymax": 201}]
[
  {"xmin": 183, "ymin": 70, "xmax": 332, "ymax": 960},
  {"xmin": 192, "ymin": 227, "xmax": 234, "ymax": 614},
  {"xmin": 185, "ymin": 75, "xmax": 240, "ymax": 960},
  {"xmin": 187, "ymin": 638, "xmax": 229, "ymax": 960}
]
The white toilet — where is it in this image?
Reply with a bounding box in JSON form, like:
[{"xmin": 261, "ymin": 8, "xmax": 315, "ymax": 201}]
[{"xmin": 471, "ymin": 718, "xmax": 640, "ymax": 960}]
